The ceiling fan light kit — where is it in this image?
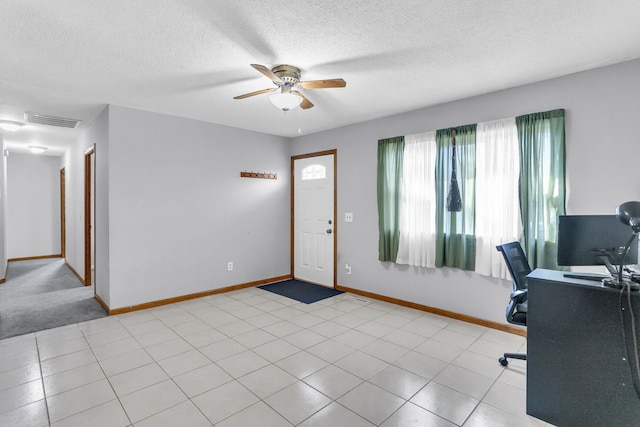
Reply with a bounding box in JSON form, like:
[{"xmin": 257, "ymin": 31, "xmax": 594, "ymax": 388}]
[
  {"xmin": 234, "ymin": 64, "xmax": 346, "ymax": 112},
  {"xmin": 269, "ymin": 91, "xmax": 302, "ymax": 112}
]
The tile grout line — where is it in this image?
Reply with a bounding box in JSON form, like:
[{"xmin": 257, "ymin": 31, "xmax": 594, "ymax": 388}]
[
  {"xmin": 3, "ymin": 287, "xmax": 533, "ymax": 426},
  {"xmin": 33, "ymin": 335, "xmax": 52, "ymax": 427}
]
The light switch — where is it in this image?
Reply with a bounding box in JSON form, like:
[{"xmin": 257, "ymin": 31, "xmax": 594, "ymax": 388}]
[{"xmin": 345, "ymin": 212, "xmax": 353, "ymax": 222}]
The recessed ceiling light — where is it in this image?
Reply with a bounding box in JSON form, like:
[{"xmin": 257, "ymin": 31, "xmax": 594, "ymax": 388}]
[
  {"xmin": 28, "ymin": 146, "xmax": 47, "ymax": 154},
  {"xmin": 0, "ymin": 119, "xmax": 25, "ymax": 132}
]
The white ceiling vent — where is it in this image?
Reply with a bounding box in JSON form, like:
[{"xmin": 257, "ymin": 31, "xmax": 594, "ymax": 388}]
[{"xmin": 25, "ymin": 113, "xmax": 81, "ymax": 128}]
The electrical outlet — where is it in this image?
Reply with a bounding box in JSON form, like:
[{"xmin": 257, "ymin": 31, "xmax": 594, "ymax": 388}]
[
  {"xmin": 227, "ymin": 262, "xmax": 233, "ymax": 271},
  {"xmin": 345, "ymin": 264, "xmax": 351, "ymax": 274},
  {"xmin": 345, "ymin": 212, "xmax": 353, "ymax": 222}
]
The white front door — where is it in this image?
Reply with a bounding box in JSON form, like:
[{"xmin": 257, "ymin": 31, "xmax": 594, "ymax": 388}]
[{"xmin": 293, "ymin": 154, "xmax": 335, "ymax": 287}]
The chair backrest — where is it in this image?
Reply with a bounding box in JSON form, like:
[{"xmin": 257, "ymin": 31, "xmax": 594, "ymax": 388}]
[{"xmin": 496, "ymin": 242, "xmax": 532, "ymax": 291}]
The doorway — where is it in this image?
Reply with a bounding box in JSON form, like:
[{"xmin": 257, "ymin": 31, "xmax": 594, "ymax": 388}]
[
  {"xmin": 291, "ymin": 150, "xmax": 337, "ymax": 287},
  {"xmin": 84, "ymin": 145, "xmax": 95, "ymax": 287}
]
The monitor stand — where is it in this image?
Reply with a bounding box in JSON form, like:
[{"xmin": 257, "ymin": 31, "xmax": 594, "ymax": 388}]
[
  {"xmin": 602, "ymin": 276, "xmax": 640, "ymax": 291},
  {"xmin": 600, "ymin": 254, "xmax": 620, "ymax": 277}
]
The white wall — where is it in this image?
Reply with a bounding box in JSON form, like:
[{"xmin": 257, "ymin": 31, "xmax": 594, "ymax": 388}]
[
  {"xmin": 105, "ymin": 106, "xmax": 291, "ymax": 309},
  {"xmin": 0, "ymin": 136, "xmax": 7, "ymax": 279},
  {"xmin": 291, "ymin": 59, "xmax": 640, "ymax": 325},
  {"xmin": 7, "ymin": 153, "xmax": 62, "ymax": 259}
]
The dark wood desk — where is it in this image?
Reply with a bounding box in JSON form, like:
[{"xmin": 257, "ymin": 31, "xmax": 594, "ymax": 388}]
[{"xmin": 527, "ymin": 269, "xmax": 640, "ymax": 426}]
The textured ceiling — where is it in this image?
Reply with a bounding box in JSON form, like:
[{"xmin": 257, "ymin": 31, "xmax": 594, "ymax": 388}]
[{"xmin": 2, "ymin": 0, "xmax": 640, "ymax": 155}]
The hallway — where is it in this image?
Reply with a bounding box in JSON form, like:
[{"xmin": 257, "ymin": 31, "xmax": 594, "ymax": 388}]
[{"xmin": 0, "ymin": 258, "xmax": 107, "ymax": 339}]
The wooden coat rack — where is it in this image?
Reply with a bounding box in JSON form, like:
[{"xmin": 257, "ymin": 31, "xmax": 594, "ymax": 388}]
[{"xmin": 240, "ymin": 171, "xmax": 277, "ymax": 180}]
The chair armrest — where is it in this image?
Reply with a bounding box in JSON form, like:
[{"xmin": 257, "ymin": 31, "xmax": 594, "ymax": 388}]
[
  {"xmin": 510, "ymin": 289, "xmax": 528, "ymax": 304},
  {"xmin": 506, "ymin": 289, "xmax": 528, "ymax": 326}
]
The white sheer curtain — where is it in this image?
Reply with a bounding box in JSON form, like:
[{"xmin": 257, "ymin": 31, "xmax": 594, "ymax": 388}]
[
  {"xmin": 475, "ymin": 117, "xmax": 522, "ymax": 279},
  {"xmin": 396, "ymin": 131, "xmax": 437, "ymax": 267}
]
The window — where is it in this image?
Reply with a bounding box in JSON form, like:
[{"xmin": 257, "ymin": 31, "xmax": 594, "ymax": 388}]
[
  {"xmin": 396, "ymin": 132, "xmax": 437, "ymax": 267},
  {"xmin": 302, "ymin": 164, "xmax": 326, "ymax": 180},
  {"xmin": 434, "ymin": 125, "xmax": 476, "ymax": 271},
  {"xmin": 377, "ymin": 109, "xmax": 565, "ymax": 277},
  {"xmin": 474, "ymin": 118, "xmax": 521, "ymax": 279}
]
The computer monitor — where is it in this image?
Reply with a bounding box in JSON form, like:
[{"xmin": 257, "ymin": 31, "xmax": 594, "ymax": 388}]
[{"xmin": 557, "ymin": 215, "xmax": 638, "ymax": 272}]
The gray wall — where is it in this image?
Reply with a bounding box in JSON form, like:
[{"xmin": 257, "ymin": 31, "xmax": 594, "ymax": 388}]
[
  {"xmin": 65, "ymin": 106, "xmax": 111, "ymax": 304},
  {"xmin": 291, "ymin": 59, "xmax": 640, "ymax": 324},
  {"xmin": 105, "ymin": 106, "xmax": 291, "ymax": 309}
]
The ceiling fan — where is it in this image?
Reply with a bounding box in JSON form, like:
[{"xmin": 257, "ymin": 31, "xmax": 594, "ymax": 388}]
[{"xmin": 233, "ymin": 64, "xmax": 346, "ymax": 111}]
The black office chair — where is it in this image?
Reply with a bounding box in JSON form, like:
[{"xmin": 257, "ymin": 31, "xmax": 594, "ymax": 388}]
[{"xmin": 496, "ymin": 241, "xmax": 530, "ymax": 366}]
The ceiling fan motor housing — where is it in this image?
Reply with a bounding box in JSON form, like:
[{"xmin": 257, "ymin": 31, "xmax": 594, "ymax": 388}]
[{"xmin": 272, "ymin": 65, "xmax": 301, "ymax": 87}]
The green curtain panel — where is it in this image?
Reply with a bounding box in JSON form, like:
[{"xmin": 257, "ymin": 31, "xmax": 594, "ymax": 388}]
[
  {"xmin": 377, "ymin": 136, "xmax": 405, "ymax": 262},
  {"xmin": 435, "ymin": 125, "xmax": 477, "ymax": 270},
  {"xmin": 516, "ymin": 109, "xmax": 567, "ymax": 270}
]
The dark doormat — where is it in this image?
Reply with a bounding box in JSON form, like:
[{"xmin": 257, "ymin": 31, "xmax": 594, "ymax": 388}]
[{"xmin": 258, "ymin": 279, "xmax": 344, "ymax": 304}]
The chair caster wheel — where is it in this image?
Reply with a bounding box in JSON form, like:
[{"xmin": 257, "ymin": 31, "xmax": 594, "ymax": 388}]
[{"xmin": 499, "ymin": 357, "xmax": 508, "ymax": 366}]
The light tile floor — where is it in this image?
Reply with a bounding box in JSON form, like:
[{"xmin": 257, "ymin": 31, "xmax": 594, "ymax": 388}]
[{"xmin": 0, "ymin": 287, "xmax": 553, "ymax": 426}]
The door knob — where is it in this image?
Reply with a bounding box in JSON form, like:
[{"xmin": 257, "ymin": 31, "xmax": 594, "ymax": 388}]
[{"xmin": 326, "ymin": 229, "xmax": 332, "ymax": 234}]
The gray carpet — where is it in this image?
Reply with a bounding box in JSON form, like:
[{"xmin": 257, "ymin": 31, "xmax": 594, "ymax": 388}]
[{"xmin": 0, "ymin": 258, "xmax": 108, "ymax": 339}]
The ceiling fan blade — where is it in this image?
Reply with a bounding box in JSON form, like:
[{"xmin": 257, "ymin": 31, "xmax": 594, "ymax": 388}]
[
  {"xmin": 250, "ymin": 64, "xmax": 283, "ymax": 83},
  {"xmin": 233, "ymin": 88, "xmax": 274, "ymax": 99},
  {"xmin": 293, "ymin": 91, "xmax": 314, "ymax": 109},
  {"xmin": 299, "ymin": 78, "xmax": 346, "ymax": 89}
]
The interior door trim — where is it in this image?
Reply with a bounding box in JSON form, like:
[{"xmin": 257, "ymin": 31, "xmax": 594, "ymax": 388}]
[
  {"xmin": 84, "ymin": 145, "xmax": 95, "ymax": 286},
  {"xmin": 290, "ymin": 149, "xmax": 338, "ymax": 287},
  {"xmin": 60, "ymin": 167, "xmax": 66, "ymax": 259}
]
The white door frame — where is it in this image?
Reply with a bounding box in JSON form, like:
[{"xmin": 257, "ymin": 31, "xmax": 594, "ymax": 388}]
[{"xmin": 291, "ymin": 149, "xmax": 337, "ymax": 287}]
